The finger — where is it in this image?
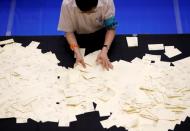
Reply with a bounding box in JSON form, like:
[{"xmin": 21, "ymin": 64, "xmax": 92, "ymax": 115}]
[
  {"xmin": 105, "ymin": 60, "xmax": 110, "ymax": 71},
  {"xmin": 80, "ymin": 60, "xmax": 86, "ymax": 68},
  {"xmin": 108, "ymin": 61, "xmax": 113, "ymax": 69},
  {"xmin": 84, "ymin": 62, "xmax": 91, "ymax": 66},
  {"xmin": 96, "ymin": 58, "xmax": 102, "ymax": 65},
  {"xmin": 96, "ymin": 58, "xmax": 100, "ymax": 64},
  {"xmin": 103, "ymin": 60, "xmax": 109, "ymax": 71},
  {"xmin": 103, "ymin": 59, "xmax": 108, "ymax": 71},
  {"xmin": 76, "ymin": 60, "xmax": 80, "ymax": 66},
  {"xmin": 101, "ymin": 59, "xmax": 106, "ymax": 70},
  {"xmin": 96, "ymin": 57, "xmax": 101, "ymax": 64}
]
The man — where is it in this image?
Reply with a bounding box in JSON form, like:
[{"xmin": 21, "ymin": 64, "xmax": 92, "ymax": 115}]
[{"xmin": 58, "ymin": 0, "xmax": 118, "ymax": 70}]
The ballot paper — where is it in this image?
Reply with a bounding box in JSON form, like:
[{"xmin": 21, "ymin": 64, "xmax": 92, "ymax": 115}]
[
  {"xmin": 0, "ymin": 39, "xmax": 14, "ymax": 45},
  {"xmin": 98, "ymin": 88, "xmax": 115, "ymax": 102},
  {"xmin": 164, "ymin": 46, "xmax": 182, "ymax": 58},
  {"xmin": 65, "ymin": 96, "xmax": 85, "ymax": 106},
  {"xmin": 142, "ymin": 54, "xmax": 161, "ymax": 62},
  {"xmin": 58, "ymin": 119, "xmax": 70, "ymax": 127},
  {"xmin": 16, "ymin": 118, "xmax": 27, "ymax": 123},
  {"xmin": 126, "ymin": 36, "xmax": 138, "ymax": 47},
  {"xmin": 140, "ymin": 110, "xmax": 159, "ymax": 121},
  {"xmin": 28, "ymin": 41, "xmax": 40, "ymax": 49},
  {"xmin": 148, "ymin": 44, "xmax": 164, "ymax": 51}
]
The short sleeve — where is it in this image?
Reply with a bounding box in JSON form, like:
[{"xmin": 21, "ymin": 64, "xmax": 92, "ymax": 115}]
[
  {"xmin": 103, "ymin": 0, "xmax": 118, "ymax": 29},
  {"xmin": 58, "ymin": 3, "xmax": 74, "ymax": 32}
]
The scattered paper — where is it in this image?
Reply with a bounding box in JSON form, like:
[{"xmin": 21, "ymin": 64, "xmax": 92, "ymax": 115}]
[
  {"xmin": 126, "ymin": 37, "xmax": 138, "ymax": 47},
  {"xmin": 164, "ymin": 46, "xmax": 182, "ymax": 58},
  {"xmin": 0, "ymin": 39, "xmax": 190, "ymax": 131},
  {"xmin": 148, "ymin": 44, "xmax": 164, "ymax": 51},
  {"xmin": 142, "ymin": 54, "xmax": 161, "ymax": 62},
  {"xmin": 0, "ymin": 39, "xmax": 14, "ymax": 45},
  {"xmin": 16, "ymin": 118, "xmax": 27, "ymax": 123}
]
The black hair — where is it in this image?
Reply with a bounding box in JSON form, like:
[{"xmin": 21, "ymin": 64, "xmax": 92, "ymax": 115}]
[{"xmin": 75, "ymin": 0, "xmax": 98, "ymax": 12}]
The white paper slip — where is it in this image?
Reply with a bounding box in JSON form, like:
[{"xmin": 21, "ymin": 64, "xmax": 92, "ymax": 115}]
[
  {"xmin": 29, "ymin": 41, "xmax": 40, "ymax": 49},
  {"xmin": 164, "ymin": 46, "xmax": 182, "ymax": 58},
  {"xmin": 0, "ymin": 39, "xmax": 14, "ymax": 45},
  {"xmin": 100, "ymin": 119, "xmax": 114, "ymax": 129},
  {"xmin": 126, "ymin": 37, "xmax": 138, "ymax": 47},
  {"xmin": 148, "ymin": 44, "xmax": 164, "ymax": 51},
  {"xmin": 142, "ymin": 54, "xmax": 161, "ymax": 62},
  {"xmin": 131, "ymin": 57, "xmax": 142, "ymax": 64},
  {"xmin": 58, "ymin": 120, "xmax": 65, "ymax": 127},
  {"xmin": 16, "ymin": 118, "xmax": 27, "ymax": 123},
  {"xmin": 58, "ymin": 119, "xmax": 70, "ymax": 127}
]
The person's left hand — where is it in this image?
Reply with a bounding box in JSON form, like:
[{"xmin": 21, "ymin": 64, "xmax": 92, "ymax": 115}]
[{"xmin": 96, "ymin": 48, "xmax": 113, "ymax": 71}]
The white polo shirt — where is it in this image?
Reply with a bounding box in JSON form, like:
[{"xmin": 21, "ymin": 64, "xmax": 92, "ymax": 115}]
[{"xmin": 58, "ymin": 0, "xmax": 116, "ymax": 34}]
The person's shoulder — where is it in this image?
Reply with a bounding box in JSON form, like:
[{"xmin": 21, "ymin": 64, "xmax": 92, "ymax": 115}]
[
  {"xmin": 62, "ymin": 0, "xmax": 75, "ymax": 7},
  {"xmin": 98, "ymin": 0, "xmax": 111, "ymax": 7}
]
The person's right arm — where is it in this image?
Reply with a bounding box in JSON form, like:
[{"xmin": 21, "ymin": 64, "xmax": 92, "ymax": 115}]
[
  {"xmin": 65, "ymin": 32, "xmax": 86, "ymax": 68},
  {"xmin": 58, "ymin": 2, "xmax": 86, "ymax": 68}
]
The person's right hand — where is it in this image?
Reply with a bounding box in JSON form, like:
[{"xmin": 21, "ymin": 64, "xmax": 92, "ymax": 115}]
[{"xmin": 75, "ymin": 51, "xmax": 86, "ymax": 68}]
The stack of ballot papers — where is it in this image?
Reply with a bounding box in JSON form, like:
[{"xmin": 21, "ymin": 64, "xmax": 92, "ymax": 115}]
[{"xmin": 0, "ymin": 39, "xmax": 190, "ymax": 131}]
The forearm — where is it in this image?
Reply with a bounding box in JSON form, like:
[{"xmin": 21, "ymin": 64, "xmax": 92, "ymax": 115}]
[
  {"xmin": 65, "ymin": 32, "xmax": 80, "ymax": 54},
  {"xmin": 102, "ymin": 29, "xmax": 115, "ymax": 53}
]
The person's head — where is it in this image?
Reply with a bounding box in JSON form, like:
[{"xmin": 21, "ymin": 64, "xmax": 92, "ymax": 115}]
[{"xmin": 75, "ymin": 0, "xmax": 98, "ymax": 13}]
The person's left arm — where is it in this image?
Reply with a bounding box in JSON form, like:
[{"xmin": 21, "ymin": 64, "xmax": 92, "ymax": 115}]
[
  {"xmin": 96, "ymin": 0, "xmax": 118, "ymax": 70},
  {"xmin": 97, "ymin": 29, "xmax": 115, "ymax": 70}
]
